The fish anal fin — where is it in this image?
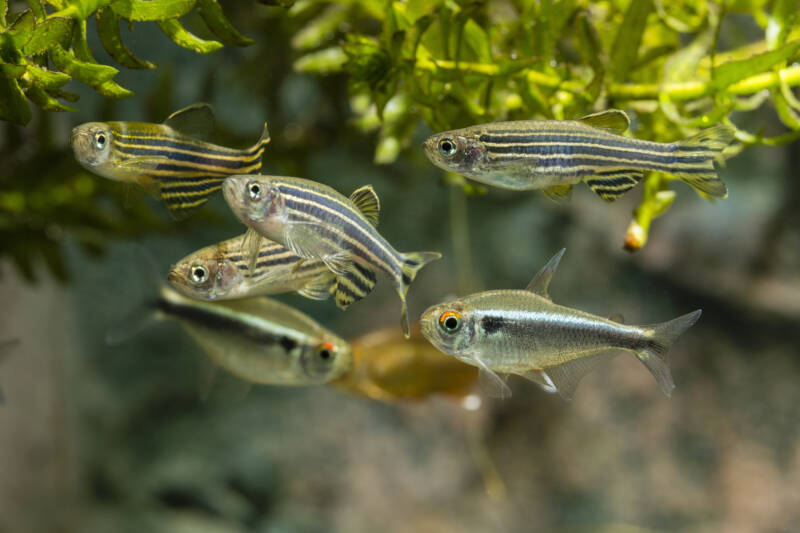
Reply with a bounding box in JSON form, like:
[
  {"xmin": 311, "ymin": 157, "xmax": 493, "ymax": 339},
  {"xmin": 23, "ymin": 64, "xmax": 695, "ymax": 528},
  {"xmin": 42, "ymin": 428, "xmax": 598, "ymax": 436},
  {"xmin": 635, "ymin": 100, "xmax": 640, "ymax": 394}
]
[
  {"xmin": 333, "ymin": 262, "xmax": 377, "ymax": 310},
  {"xmin": 544, "ymin": 351, "xmax": 619, "ymax": 400},
  {"xmin": 349, "ymin": 185, "xmax": 380, "ymax": 227},
  {"xmin": 476, "ymin": 360, "xmax": 512, "ymax": 399},
  {"xmin": 163, "ymin": 103, "xmax": 215, "ymax": 141},
  {"xmin": 541, "ymin": 184, "xmax": 573, "ymax": 204},
  {"xmin": 577, "ymin": 109, "xmax": 630, "ymax": 134},
  {"xmin": 585, "ymin": 171, "xmax": 642, "ymax": 202},
  {"xmin": 518, "ymin": 369, "xmax": 557, "ymax": 394},
  {"xmin": 525, "ymin": 248, "xmax": 566, "ymax": 298},
  {"xmin": 297, "ymin": 270, "xmax": 336, "ymax": 301},
  {"xmin": 160, "ymin": 177, "xmax": 223, "ymax": 219}
]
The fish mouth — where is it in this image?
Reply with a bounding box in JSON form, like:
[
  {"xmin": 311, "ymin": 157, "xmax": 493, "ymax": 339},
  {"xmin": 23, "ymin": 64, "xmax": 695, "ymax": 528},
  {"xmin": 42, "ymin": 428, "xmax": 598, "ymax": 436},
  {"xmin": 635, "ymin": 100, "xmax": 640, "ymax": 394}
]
[{"xmin": 166, "ymin": 269, "xmax": 183, "ymax": 289}]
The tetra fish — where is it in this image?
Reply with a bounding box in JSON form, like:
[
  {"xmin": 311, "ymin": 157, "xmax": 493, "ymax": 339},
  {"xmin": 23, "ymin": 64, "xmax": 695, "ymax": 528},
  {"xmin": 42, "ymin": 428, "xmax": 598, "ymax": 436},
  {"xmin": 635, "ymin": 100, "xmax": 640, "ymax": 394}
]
[
  {"xmin": 71, "ymin": 104, "xmax": 270, "ymax": 217},
  {"xmin": 423, "ymin": 110, "xmax": 733, "ymax": 202},
  {"xmin": 420, "ymin": 249, "xmax": 701, "ymax": 399},
  {"xmin": 222, "ymin": 175, "xmax": 441, "ymax": 337}
]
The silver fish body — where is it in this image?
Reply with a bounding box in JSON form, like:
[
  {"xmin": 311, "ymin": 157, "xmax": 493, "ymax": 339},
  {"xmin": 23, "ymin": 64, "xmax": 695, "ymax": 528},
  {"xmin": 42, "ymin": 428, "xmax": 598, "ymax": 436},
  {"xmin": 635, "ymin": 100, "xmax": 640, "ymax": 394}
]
[
  {"xmin": 222, "ymin": 175, "xmax": 441, "ymax": 337},
  {"xmin": 420, "ymin": 249, "xmax": 701, "ymax": 399},
  {"xmin": 423, "ymin": 110, "xmax": 733, "ymax": 202},
  {"xmin": 156, "ymin": 286, "xmax": 351, "ymax": 385}
]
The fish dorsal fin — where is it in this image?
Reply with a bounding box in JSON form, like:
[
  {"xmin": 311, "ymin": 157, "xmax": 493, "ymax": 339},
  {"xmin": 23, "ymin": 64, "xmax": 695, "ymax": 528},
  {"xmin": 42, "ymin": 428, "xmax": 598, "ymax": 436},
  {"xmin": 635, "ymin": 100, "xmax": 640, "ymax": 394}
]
[
  {"xmin": 577, "ymin": 109, "xmax": 630, "ymax": 134},
  {"xmin": 163, "ymin": 103, "xmax": 215, "ymax": 140},
  {"xmin": 542, "ymin": 351, "xmax": 619, "ymax": 400},
  {"xmin": 524, "ymin": 248, "xmax": 566, "ymax": 299},
  {"xmin": 349, "ymin": 185, "xmax": 380, "ymax": 227}
]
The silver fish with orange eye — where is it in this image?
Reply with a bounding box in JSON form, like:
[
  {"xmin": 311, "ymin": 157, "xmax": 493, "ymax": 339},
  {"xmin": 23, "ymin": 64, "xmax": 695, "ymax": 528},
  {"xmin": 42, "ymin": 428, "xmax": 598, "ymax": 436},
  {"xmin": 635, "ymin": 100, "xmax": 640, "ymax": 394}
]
[
  {"xmin": 422, "ymin": 110, "xmax": 733, "ymax": 202},
  {"xmin": 156, "ymin": 286, "xmax": 352, "ymax": 386},
  {"xmin": 420, "ymin": 249, "xmax": 701, "ymax": 400}
]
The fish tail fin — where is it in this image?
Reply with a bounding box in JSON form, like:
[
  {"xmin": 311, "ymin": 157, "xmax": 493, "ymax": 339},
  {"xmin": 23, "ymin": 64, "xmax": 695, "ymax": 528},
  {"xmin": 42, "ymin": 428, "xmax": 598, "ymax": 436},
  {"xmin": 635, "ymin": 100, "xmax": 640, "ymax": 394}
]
[
  {"xmin": 397, "ymin": 251, "xmax": 442, "ymax": 338},
  {"xmin": 635, "ymin": 309, "xmax": 702, "ymax": 397},
  {"xmin": 672, "ymin": 125, "xmax": 734, "ymax": 199}
]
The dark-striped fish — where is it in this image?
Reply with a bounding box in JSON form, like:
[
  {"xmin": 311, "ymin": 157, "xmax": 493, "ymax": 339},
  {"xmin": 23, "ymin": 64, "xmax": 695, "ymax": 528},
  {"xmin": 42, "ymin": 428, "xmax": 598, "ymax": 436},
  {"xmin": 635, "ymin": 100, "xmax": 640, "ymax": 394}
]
[
  {"xmin": 70, "ymin": 104, "xmax": 270, "ymax": 217},
  {"xmin": 423, "ymin": 110, "xmax": 733, "ymax": 202},
  {"xmin": 420, "ymin": 249, "xmax": 701, "ymax": 399},
  {"xmin": 222, "ymin": 175, "xmax": 441, "ymax": 337},
  {"xmin": 156, "ymin": 286, "xmax": 352, "ymax": 385},
  {"xmin": 168, "ymin": 232, "xmax": 376, "ymax": 309}
]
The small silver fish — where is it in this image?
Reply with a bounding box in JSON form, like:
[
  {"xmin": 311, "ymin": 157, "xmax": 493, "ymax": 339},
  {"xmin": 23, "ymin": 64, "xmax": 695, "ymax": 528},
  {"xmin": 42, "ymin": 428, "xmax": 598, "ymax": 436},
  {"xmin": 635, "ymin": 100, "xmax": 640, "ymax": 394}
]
[
  {"xmin": 156, "ymin": 286, "xmax": 352, "ymax": 385},
  {"xmin": 222, "ymin": 175, "xmax": 441, "ymax": 337},
  {"xmin": 168, "ymin": 233, "xmax": 341, "ymax": 303},
  {"xmin": 420, "ymin": 249, "xmax": 701, "ymax": 399},
  {"xmin": 423, "ymin": 110, "xmax": 733, "ymax": 202}
]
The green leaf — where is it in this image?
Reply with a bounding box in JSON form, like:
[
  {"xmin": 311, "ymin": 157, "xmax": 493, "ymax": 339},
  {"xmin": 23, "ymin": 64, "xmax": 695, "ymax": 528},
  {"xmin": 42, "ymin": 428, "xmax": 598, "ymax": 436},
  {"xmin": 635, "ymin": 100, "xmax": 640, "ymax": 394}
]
[
  {"xmin": 0, "ymin": 59, "xmax": 26, "ymax": 78},
  {"xmin": 50, "ymin": 45, "xmax": 118, "ymax": 84},
  {"xmin": 767, "ymin": 0, "xmax": 798, "ymax": 49},
  {"xmin": 710, "ymin": 40, "xmax": 800, "ymax": 91},
  {"xmin": 461, "ymin": 19, "xmax": 490, "ymax": 62},
  {"xmin": 25, "ymin": 63, "xmax": 71, "ymax": 88},
  {"xmin": 95, "ymin": 7, "xmax": 155, "ymax": 69},
  {"xmin": 291, "ymin": 4, "xmax": 347, "ymax": 50},
  {"xmin": 406, "ymin": 0, "xmax": 440, "ymax": 24},
  {"xmin": 0, "ymin": 76, "xmax": 31, "ymax": 124},
  {"xmin": 156, "ymin": 18, "xmax": 223, "ymax": 53},
  {"xmin": 110, "ymin": 0, "xmax": 197, "ymax": 21},
  {"xmin": 293, "ymin": 46, "xmax": 347, "ymax": 74},
  {"xmin": 24, "ymin": 83, "xmax": 77, "ymax": 111},
  {"xmin": 51, "ymin": 0, "xmax": 113, "ymax": 19},
  {"xmin": 196, "ymin": 0, "xmax": 254, "ymax": 47},
  {"xmin": 609, "ymin": 0, "xmax": 653, "ymax": 81},
  {"xmin": 21, "ymin": 17, "xmax": 73, "ymax": 55},
  {"xmin": 3, "ymin": 10, "xmax": 35, "ymax": 49},
  {"xmin": 95, "ymin": 78, "xmax": 134, "ymax": 98}
]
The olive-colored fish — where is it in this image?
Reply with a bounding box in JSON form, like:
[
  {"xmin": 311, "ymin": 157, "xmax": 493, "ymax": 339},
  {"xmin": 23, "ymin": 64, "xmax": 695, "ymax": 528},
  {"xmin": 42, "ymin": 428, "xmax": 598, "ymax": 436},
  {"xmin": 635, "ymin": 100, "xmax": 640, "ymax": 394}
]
[
  {"xmin": 156, "ymin": 286, "xmax": 351, "ymax": 385},
  {"xmin": 222, "ymin": 175, "xmax": 441, "ymax": 337},
  {"xmin": 335, "ymin": 324, "xmax": 478, "ymax": 403},
  {"xmin": 70, "ymin": 104, "xmax": 270, "ymax": 217},
  {"xmin": 423, "ymin": 110, "xmax": 733, "ymax": 202},
  {"xmin": 420, "ymin": 249, "xmax": 701, "ymax": 399}
]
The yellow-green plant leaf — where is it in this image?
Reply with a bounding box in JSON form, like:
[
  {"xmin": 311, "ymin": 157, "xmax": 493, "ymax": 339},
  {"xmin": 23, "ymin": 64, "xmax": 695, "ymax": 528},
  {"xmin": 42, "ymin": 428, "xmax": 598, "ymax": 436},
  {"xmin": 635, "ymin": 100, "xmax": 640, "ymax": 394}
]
[
  {"xmin": 156, "ymin": 18, "xmax": 223, "ymax": 53},
  {"xmin": 95, "ymin": 78, "xmax": 134, "ymax": 98},
  {"xmin": 710, "ymin": 40, "xmax": 800, "ymax": 91},
  {"xmin": 406, "ymin": 0, "xmax": 440, "ymax": 24},
  {"xmin": 0, "ymin": 76, "xmax": 31, "ymax": 124},
  {"xmin": 24, "ymin": 83, "xmax": 77, "ymax": 111},
  {"xmin": 95, "ymin": 7, "xmax": 155, "ymax": 69},
  {"xmin": 291, "ymin": 4, "xmax": 347, "ymax": 50},
  {"xmin": 51, "ymin": 0, "xmax": 114, "ymax": 19},
  {"xmin": 461, "ymin": 19, "xmax": 490, "ymax": 62},
  {"xmin": 293, "ymin": 46, "xmax": 347, "ymax": 73},
  {"xmin": 609, "ymin": 0, "xmax": 653, "ymax": 81},
  {"xmin": 766, "ymin": 0, "xmax": 798, "ymax": 49},
  {"xmin": 196, "ymin": 0, "xmax": 253, "ymax": 47},
  {"xmin": 25, "ymin": 63, "xmax": 71, "ymax": 88},
  {"xmin": 0, "ymin": 59, "xmax": 26, "ymax": 78},
  {"xmin": 21, "ymin": 17, "xmax": 72, "ymax": 55},
  {"xmin": 110, "ymin": 0, "xmax": 197, "ymax": 21},
  {"xmin": 50, "ymin": 45, "xmax": 118, "ymax": 84}
]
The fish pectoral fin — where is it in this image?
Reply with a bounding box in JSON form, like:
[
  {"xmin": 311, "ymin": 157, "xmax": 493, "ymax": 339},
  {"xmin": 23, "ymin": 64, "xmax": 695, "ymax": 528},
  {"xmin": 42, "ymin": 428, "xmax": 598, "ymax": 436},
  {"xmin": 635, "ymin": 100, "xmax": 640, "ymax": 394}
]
[
  {"xmin": 297, "ymin": 270, "xmax": 336, "ymax": 301},
  {"xmin": 541, "ymin": 184, "xmax": 573, "ymax": 204},
  {"xmin": 283, "ymin": 222, "xmax": 330, "ymax": 260},
  {"xmin": 320, "ymin": 252, "xmax": 354, "ymax": 277},
  {"xmin": 524, "ymin": 248, "xmax": 566, "ymax": 298},
  {"xmin": 584, "ymin": 171, "xmax": 642, "ymax": 202},
  {"xmin": 239, "ymin": 228, "xmax": 264, "ymax": 272},
  {"xmin": 475, "ymin": 359, "xmax": 512, "ymax": 399},
  {"xmin": 349, "ymin": 185, "xmax": 380, "ymax": 227},
  {"xmin": 163, "ymin": 103, "xmax": 215, "ymax": 141},
  {"xmin": 333, "ymin": 262, "xmax": 377, "ymax": 310},
  {"xmin": 518, "ymin": 369, "xmax": 558, "ymax": 394},
  {"xmin": 543, "ymin": 351, "xmax": 619, "ymax": 400},
  {"xmin": 577, "ymin": 109, "xmax": 630, "ymax": 134},
  {"xmin": 289, "ymin": 258, "xmax": 306, "ymax": 274}
]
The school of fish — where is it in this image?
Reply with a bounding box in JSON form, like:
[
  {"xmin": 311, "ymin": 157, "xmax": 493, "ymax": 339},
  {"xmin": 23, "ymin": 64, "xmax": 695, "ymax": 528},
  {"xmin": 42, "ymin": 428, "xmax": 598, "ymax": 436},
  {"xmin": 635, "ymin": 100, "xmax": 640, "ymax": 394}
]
[{"xmin": 63, "ymin": 104, "xmax": 728, "ymax": 401}]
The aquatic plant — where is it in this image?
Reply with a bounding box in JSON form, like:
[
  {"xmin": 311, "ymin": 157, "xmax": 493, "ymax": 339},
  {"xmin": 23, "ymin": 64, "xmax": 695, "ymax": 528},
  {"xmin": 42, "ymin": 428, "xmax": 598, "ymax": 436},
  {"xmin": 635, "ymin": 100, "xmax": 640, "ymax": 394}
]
[{"xmin": 292, "ymin": 0, "xmax": 800, "ymax": 250}]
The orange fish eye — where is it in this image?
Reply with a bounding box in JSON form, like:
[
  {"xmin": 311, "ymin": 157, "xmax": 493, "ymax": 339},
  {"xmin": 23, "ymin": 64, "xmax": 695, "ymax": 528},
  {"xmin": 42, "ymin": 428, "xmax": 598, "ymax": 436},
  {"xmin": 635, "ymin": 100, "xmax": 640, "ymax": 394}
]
[
  {"xmin": 439, "ymin": 311, "xmax": 462, "ymax": 333},
  {"xmin": 317, "ymin": 342, "xmax": 335, "ymax": 360}
]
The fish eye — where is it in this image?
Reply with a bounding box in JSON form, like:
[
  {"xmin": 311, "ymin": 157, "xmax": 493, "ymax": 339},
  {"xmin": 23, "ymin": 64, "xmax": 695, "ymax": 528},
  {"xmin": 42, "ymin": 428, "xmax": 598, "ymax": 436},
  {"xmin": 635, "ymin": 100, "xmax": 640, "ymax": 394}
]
[
  {"xmin": 439, "ymin": 311, "xmax": 462, "ymax": 333},
  {"xmin": 94, "ymin": 132, "xmax": 107, "ymax": 150},
  {"xmin": 438, "ymin": 138, "xmax": 457, "ymax": 157},
  {"xmin": 317, "ymin": 342, "xmax": 335, "ymax": 361},
  {"xmin": 190, "ymin": 265, "xmax": 208, "ymax": 284},
  {"xmin": 247, "ymin": 181, "xmax": 262, "ymax": 201}
]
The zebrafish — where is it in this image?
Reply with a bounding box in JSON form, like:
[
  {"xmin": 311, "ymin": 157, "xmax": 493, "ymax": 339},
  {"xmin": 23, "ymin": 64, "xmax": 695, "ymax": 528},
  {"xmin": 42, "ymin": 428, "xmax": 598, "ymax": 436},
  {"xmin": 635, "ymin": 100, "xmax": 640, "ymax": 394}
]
[
  {"xmin": 420, "ymin": 249, "xmax": 701, "ymax": 399},
  {"xmin": 168, "ymin": 232, "xmax": 376, "ymax": 309},
  {"xmin": 423, "ymin": 110, "xmax": 733, "ymax": 202},
  {"xmin": 70, "ymin": 103, "xmax": 270, "ymax": 217},
  {"xmin": 155, "ymin": 286, "xmax": 352, "ymax": 385},
  {"xmin": 222, "ymin": 175, "xmax": 441, "ymax": 337}
]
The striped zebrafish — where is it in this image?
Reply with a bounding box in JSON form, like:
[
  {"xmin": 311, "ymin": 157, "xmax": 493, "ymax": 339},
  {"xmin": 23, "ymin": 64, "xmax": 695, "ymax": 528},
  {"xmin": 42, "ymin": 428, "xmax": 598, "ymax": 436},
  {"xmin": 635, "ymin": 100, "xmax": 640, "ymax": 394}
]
[
  {"xmin": 168, "ymin": 231, "xmax": 376, "ymax": 309},
  {"xmin": 222, "ymin": 175, "xmax": 441, "ymax": 338},
  {"xmin": 423, "ymin": 110, "xmax": 734, "ymax": 202},
  {"xmin": 420, "ymin": 249, "xmax": 701, "ymax": 400},
  {"xmin": 156, "ymin": 286, "xmax": 352, "ymax": 385},
  {"xmin": 70, "ymin": 103, "xmax": 270, "ymax": 217}
]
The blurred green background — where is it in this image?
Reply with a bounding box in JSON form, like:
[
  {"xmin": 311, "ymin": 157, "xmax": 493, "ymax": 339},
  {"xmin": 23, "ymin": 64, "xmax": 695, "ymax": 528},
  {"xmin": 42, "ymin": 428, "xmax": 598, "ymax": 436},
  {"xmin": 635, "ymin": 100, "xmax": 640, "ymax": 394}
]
[{"xmin": 2, "ymin": 1, "xmax": 800, "ymax": 532}]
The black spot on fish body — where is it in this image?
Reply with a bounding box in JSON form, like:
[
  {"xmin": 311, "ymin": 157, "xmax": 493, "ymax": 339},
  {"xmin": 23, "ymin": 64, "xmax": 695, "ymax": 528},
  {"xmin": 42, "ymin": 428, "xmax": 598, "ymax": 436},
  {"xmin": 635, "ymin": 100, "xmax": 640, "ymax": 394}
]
[
  {"xmin": 480, "ymin": 316, "xmax": 506, "ymax": 335},
  {"xmin": 401, "ymin": 273, "xmax": 412, "ymax": 285},
  {"xmin": 279, "ymin": 336, "xmax": 297, "ymax": 353}
]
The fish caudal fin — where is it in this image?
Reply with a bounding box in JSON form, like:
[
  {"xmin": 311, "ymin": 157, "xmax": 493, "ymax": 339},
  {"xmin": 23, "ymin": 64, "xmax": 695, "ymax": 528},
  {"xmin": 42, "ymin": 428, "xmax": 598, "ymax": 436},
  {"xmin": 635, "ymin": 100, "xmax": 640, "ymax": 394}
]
[
  {"xmin": 636, "ymin": 309, "xmax": 702, "ymax": 397},
  {"xmin": 397, "ymin": 251, "xmax": 442, "ymax": 338},
  {"xmin": 672, "ymin": 125, "xmax": 734, "ymax": 199}
]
